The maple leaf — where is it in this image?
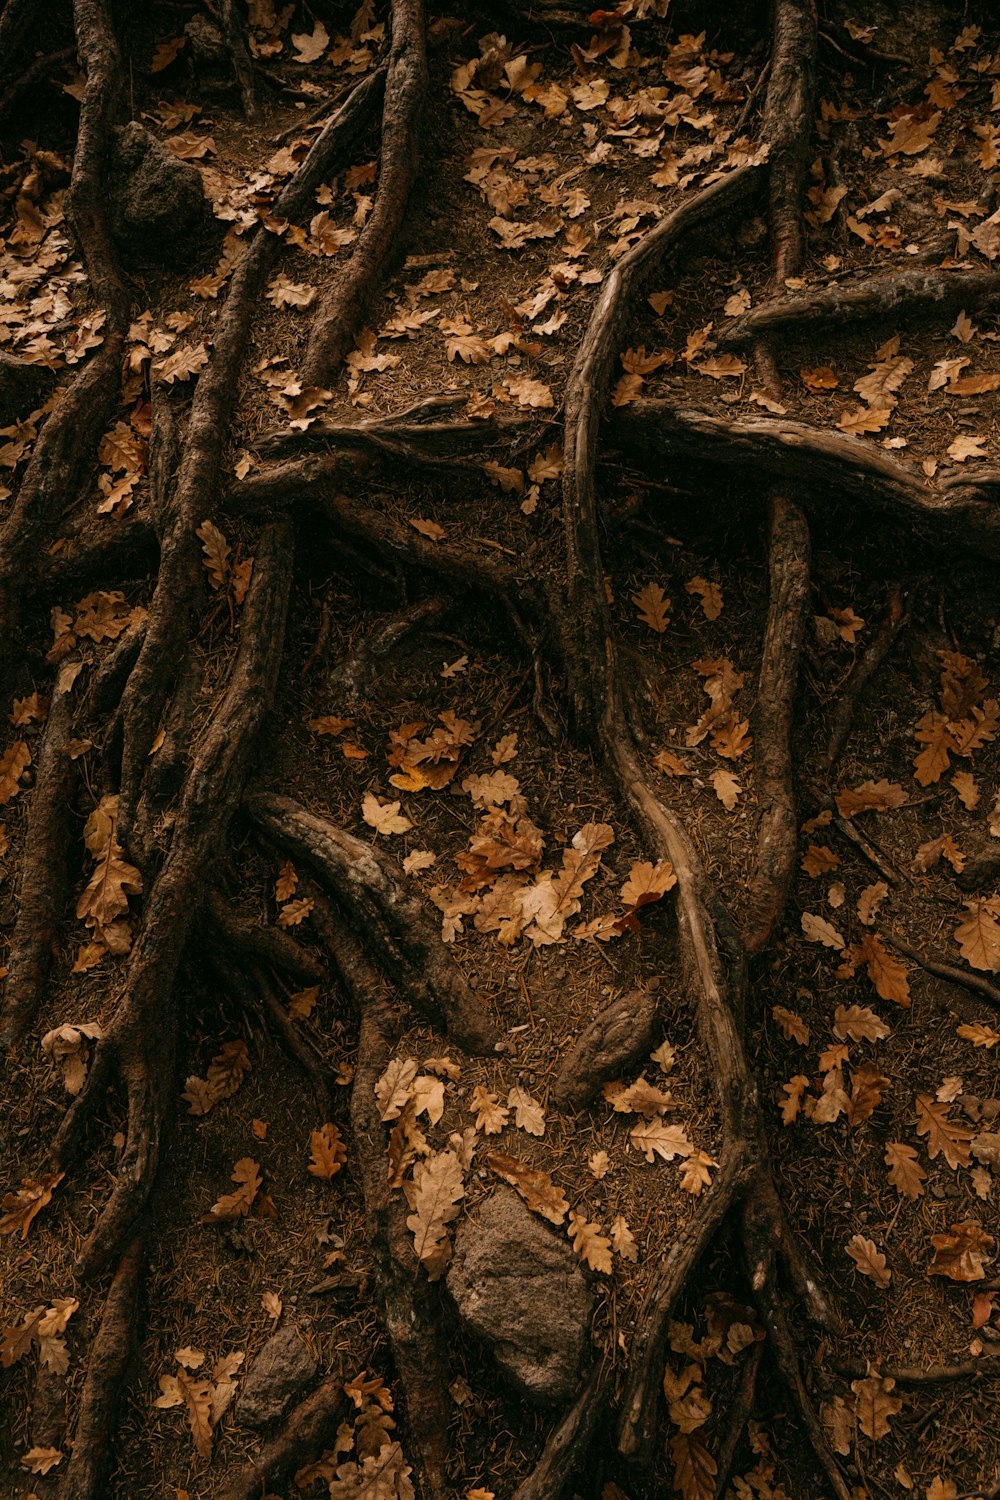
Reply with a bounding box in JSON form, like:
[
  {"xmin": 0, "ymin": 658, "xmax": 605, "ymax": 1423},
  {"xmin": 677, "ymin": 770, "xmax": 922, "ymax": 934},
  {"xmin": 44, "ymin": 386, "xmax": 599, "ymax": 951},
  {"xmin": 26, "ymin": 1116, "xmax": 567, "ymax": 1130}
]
[
  {"xmin": 469, "ymin": 1085, "xmax": 509, "ymax": 1134},
  {"xmin": 405, "ymin": 1148, "xmax": 464, "ymax": 1279},
  {"xmin": 629, "ymin": 1119, "xmax": 692, "ymax": 1162},
  {"xmin": 884, "ymin": 1141, "xmax": 926, "ymax": 1199},
  {"xmin": 202, "ymin": 1158, "xmax": 262, "ymax": 1222},
  {"xmin": 487, "ymin": 1152, "xmax": 568, "ymax": 1225},
  {"xmin": 632, "ymin": 581, "xmax": 670, "ymax": 633},
  {"xmin": 507, "ymin": 1085, "xmax": 545, "ymax": 1136},
  {"xmin": 851, "ymin": 1372, "xmax": 902, "ymax": 1440},
  {"xmin": 309, "ymin": 1123, "xmax": 347, "ymax": 1180},
  {"xmin": 292, "ymin": 20, "xmax": 329, "ymax": 62},
  {"xmin": 362, "ymin": 793, "xmax": 413, "ymax": 837},
  {"xmin": 0, "ymin": 1173, "xmax": 64, "ymax": 1238},
  {"xmin": 954, "ymin": 900, "xmax": 1000, "ymax": 972},
  {"xmin": 928, "ymin": 1221, "xmax": 994, "ymax": 1282},
  {"xmin": 567, "ymin": 1211, "xmax": 612, "ymax": 1273},
  {"xmin": 196, "ymin": 520, "xmax": 229, "ymax": 590},
  {"xmin": 914, "ymin": 1094, "xmax": 973, "ymax": 1169},
  {"xmin": 846, "ymin": 1234, "xmax": 891, "ymax": 1287}
]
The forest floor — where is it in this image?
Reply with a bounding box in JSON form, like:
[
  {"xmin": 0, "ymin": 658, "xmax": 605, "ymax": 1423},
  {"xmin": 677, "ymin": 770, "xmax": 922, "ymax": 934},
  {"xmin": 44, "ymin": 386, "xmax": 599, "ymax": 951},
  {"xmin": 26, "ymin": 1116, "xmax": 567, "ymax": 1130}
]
[{"xmin": 1, "ymin": 2, "xmax": 1000, "ymax": 1499}]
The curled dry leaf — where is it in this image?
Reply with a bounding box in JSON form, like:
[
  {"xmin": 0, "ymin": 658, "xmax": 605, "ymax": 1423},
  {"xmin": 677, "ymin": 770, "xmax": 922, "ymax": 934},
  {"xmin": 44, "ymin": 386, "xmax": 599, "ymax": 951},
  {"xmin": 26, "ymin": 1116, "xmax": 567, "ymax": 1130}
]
[
  {"xmin": 928, "ymin": 1221, "xmax": 994, "ymax": 1282},
  {"xmin": 488, "ymin": 1151, "xmax": 568, "ymax": 1225},
  {"xmin": 41, "ymin": 1022, "xmax": 103, "ymax": 1094}
]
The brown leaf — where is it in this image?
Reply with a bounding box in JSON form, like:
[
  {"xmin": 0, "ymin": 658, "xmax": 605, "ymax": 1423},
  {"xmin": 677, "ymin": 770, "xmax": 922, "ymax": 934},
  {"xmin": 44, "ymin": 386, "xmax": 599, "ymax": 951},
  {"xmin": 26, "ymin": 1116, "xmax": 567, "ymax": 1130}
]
[
  {"xmin": 196, "ymin": 520, "xmax": 229, "ymax": 590},
  {"xmin": 488, "ymin": 1151, "xmax": 568, "ymax": 1225},
  {"xmin": 0, "ymin": 741, "xmax": 30, "ymax": 804},
  {"xmin": 884, "ymin": 1141, "xmax": 926, "ymax": 1199},
  {"xmin": 405, "ymin": 1148, "xmax": 464, "ymax": 1279},
  {"xmin": 632, "ymin": 582, "xmax": 670, "ymax": 633},
  {"xmin": 847, "ymin": 1065, "xmax": 888, "ymax": 1126},
  {"xmin": 202, "ymin": 1158, "xmax": 262, "ymax": 1222},
  {"xmin": 802, "ymin": 843, "xmax": 840, "ymax": 877},
  {"xmin": 0, "ymin": 1173, "xmax": 64, "ymax": 1239},
  {"xmin": 469, "ymin": 1085, "xmax": 509, "ymax": 1135},
  {"xmin": 772, "ymin": 1006, "xmax": 809, "ymax": 1044},
  {"xmin": 846, "ymin": 1234, "xmax": 891, "ymax": 1287},
  {"xmin": 567, "ymin": 1211, "xmax": 612, "ymax": 1273},
  {"xmin": 834, "ymin": 1004, "xmax": 891, "ymax": 1043},
  {"xmin": 851, "ymin": 1372, "xmax": 902, "ymax": 1439},
  {"xmin": 309, "ymin": 1123, "xmax": 346, "ymax": 1180},
  {"xmin": 954, "ymin": 900, "xmax": 1000, "ymax": 972},
  {"xmin": 928, "ymin": 1221, "xmax": 994, "ymax": 1281},
  {"xmin": 860, "ymin": 932, "xmax": 910, "ymax": 1005},
  {"xmin": 915, "ymin": 1094, "xmax": 973, "ymax": 1169},
  {"xmin": 669, "ymin": 1430, "xmax": 717, "ymax": 1500},
  {"xmin": 835, "ymin": 779, "xmax": 907, "ymax": 817}
]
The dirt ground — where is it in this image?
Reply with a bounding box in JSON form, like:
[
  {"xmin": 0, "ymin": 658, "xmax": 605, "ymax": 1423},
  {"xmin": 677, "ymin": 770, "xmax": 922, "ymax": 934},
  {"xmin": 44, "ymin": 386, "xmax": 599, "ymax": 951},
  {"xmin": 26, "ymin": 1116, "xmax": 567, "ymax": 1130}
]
[{"xmin": 1, "ymin": 1, "xmax": 1000, "ymax": 1498}]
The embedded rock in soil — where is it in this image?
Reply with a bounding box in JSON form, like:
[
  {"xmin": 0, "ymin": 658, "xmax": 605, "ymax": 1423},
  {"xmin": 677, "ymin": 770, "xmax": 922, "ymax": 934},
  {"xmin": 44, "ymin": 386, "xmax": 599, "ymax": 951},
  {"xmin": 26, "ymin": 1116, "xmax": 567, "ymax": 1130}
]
[
  {"xmin": 234, "ymin": 1326, "xmax": 317, "ymax": 1429},
  {"xmin": 0, "ymin": 352, "xmax": 55, "ymax": 426},
  {"xmin": 108, "ymin": 123, "xmax": 208, "ymax": 263},
  {"xmin": 446, "ymin": 1188, "xmax": 593, "ymax": 1406},
  {"xmin": 551, "ymin": 987, "xmax": 659, "ymax": 1113}
]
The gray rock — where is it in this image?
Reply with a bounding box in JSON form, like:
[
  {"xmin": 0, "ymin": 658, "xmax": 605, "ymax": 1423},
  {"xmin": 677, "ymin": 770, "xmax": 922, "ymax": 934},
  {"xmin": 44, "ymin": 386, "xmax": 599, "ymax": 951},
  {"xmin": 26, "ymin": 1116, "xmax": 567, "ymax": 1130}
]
[
  {"xmin": 0, "ymin": 352, "xmax": 55, "ymax": 426},
  {"xmin": 234, "ymin": 1326, "xmax": 317, "ymax": 1429},
  {"xmin": 108, "ymin": 122, "xmax": 208, "ymax": 263},
  {"xmin": 447, "ymin": 1188, "xmax": 592, "ymax": 1406},
  {"xmin": 552, "ymin": 988, "xmax": 658, "ymax": 1112}
]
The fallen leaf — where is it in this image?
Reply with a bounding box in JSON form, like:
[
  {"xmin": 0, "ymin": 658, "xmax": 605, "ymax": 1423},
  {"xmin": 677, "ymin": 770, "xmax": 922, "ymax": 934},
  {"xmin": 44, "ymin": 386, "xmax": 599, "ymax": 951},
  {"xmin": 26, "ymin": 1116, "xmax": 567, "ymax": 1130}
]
[
  {"xmin": 632, "ymin": 582, "xmax": 670, "ymax": 633},
  {"xmin": 309, "ymin": 1123, "xmax": 347, "ymax": 1180},
  {"xmin": 488, "ymin": 1151, "xmax": 568, "ymax": 1225},
  {"xmin": 846, "ymin": 1234, "xmax": 891, "ymax": 1287},
  {"xmin": 567, "ymin": 1211, "xmax": 612, "ymax": 1273},
  {"xmin": 928, "ymin": 1221, "xmax": 994, "ymax": 1281}
]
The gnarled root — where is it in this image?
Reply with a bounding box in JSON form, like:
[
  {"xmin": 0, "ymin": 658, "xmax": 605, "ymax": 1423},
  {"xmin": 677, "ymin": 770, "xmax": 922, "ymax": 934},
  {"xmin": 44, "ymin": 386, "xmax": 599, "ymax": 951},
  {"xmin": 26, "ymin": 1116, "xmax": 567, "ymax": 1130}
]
[
  {"xmin": 220, "ymin": 1377, "xmax": 347, "ymax": 1500},
  {"xmin": 248, "ymin": 792, "xmax": 499, "ymax": 1053}
]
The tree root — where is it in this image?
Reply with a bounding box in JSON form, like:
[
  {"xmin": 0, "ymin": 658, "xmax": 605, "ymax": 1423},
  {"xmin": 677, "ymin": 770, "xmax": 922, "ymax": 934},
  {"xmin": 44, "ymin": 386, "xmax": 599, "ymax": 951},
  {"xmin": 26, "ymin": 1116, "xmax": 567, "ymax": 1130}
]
[
  {"xmin": 327, "ymin": 595, "xmax": 447, "ymax": 703},
  {"xmin": 817, "ymin": 585, "xmax": 908, "ymax": 778},
  {"xmin": 115, "ymin": 67, "xmax": 384, "ymax": 840},
  {"xmin": 743, "ymin": 496, "xmax": 811, "ymax": 956},
  {"xmin": 53, "ymin": 521, "xmax": 294, "ymax": 1276},
  {"xmin": 220, "ymin": 1377, "xmax": 347, "ymax": 1500},
  {"xmin": 207, "ymin": 890, "xmax": 329, "ymax": 987},
  {"xmin": 216, "ymin": 0, "xmax": 259, "ymax": 120},
  {"xmin": 513, "ymin": 1356, "xmax": 610, "ymax": 1500},
  {"xmin": 613, "ymin": 400, "xmax": 1000, "ymax": 559},
  {"xmin": 302, "ymin": 0, "xmax": 427, "ymax": 382},
  {"xmin": 832, "ymin": 1351, "xmax": 1000, "ymax": 1387},
  {"xmin": 720, "ymin": 266, "xmax": 1000, "ymax": 348},
  {"xmin": 247, "ymin": 792, "xmax": 499, "ymax": 1054},
  {"xmin": 1, "ymin": 667, "xmax": 77, "ymax": 1047},
  {"xmin": 59, "ymin": 1233, "xmax": 145, "ymax": 1500},
  {"xmin": 217, "ymin": 953, "xmax": 334, "ymax": 1120}
]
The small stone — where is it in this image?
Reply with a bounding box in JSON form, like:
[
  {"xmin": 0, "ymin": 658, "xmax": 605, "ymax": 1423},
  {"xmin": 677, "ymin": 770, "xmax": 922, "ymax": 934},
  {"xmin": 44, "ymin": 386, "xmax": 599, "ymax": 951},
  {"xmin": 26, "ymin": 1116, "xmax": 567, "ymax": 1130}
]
[
  {"xmin": 552, "ymin": 988, "xmax": 658, "ymax": 1112},
  {"xmin": 234, "ymin": 1326, "xmax": 316, "ymax": 1429},
  {"xmin": 447, "ymin": 1189, "xmax": 593, "ymax": 1406},
  {"xmin": 108, "ymin": 122, "xmax": 209, "ymax": 264}
]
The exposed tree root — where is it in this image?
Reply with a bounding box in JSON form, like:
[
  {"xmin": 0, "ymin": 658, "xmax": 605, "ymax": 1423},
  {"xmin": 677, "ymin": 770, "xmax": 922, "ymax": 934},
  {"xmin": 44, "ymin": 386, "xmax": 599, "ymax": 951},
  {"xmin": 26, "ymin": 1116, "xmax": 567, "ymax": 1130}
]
[
  {"xmin": 115, "ymin": 68, "xmax": 384, "ymax": 839},
  {"xmin": 54, "ymin": 521, "xmax": 294, "ymax": 1277},
  {"xmin": 0, "ymin": 667, "xmax": 77, "ymax": 1046},
  {"xmin": 743, "ymin": 496, "xmax": 811, "ymax": 956},
  {"xmin": 302, "ymin": 0, "xmax": 427, "ymax": 381},
  {"xmin": 248, "ymin": 792, "xmax": 499, "ymax": 1053},
  {"xmin": 207, "ymin": 890, "xmax": 329, "ymax": 987},
  {"xmin": 612, "ymin": 400, "xmax": 1000, "ymax": 558},
  {"xmin": 832, "ymin": 1351, "xmax": 1000, "ymax": 1387},
  {"xmin": 714, "ymin": 1341, "xmax": 763, "ymax": 1494},
  {"xmin": 220, "ymin": 1377, "xmax": 347, "ymax": 1500},
  {"xmin": 59, "ymin": 1234, "xmax": 145, "ymax": 1500},
  {"xmin": 512, "ymin": 1356, "xmax": 610, "ymax": 1500},
  {"xmin": 216, "ymin": 0, "xmax": 259, "ymax": 121},
  {"xmin": 327, "ymin": 595, "xmax": 447, "ymax": 703},
  {"xmin": 217, "ymin": 953, "xmax": 333, "ymax": 1120},
  {"xmin": 720, "ymin": 266, "xmax": 1000, "ymax": 347}
]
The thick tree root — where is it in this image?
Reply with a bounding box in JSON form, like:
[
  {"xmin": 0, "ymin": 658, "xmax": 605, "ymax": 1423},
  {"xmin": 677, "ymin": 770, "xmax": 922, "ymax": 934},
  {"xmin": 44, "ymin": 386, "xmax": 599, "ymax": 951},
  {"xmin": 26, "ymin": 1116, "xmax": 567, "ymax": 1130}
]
[
  {"xmin": 248, "ymin": 792, "xmax": 498, "ymax": 1053},
  {"xmin": 115, "ymin": 67, "xmax": 384, "ymax": 838},
  {"xmin": 59, "ymin": 1234, "xmax": 145, "ymax": 1500},
  {"xmin": 327, "ymin": 596, "xmax": 447, "ymax": 702},
  {"xmin": 612, "ymin": 401, "xmax": 1000, "ymax": 559},
  {"xmin": 207, "ymin": 891, "xmax": 329, "ymax": 987},
  {"xmin": 512, "ymin": 1357, "xmax": 610, "ymax": 1500},
  {"xmin": 721, "ymin": 266, "xmax": 1000, "ymax": 347},
  {"xmin": 54, "ymin": 522, "xmax": 294, "ymax": 1276},
  {"xmin": 302, "ymin": 0, "xmax": 427, "ymax": 381},
  {"xmin": 217, "ymin": 0, "xmax": 259, "ymax": 120},
  {"xmin": 743, "ymin": 496, "xmax": 811, "ymax": 956},
  {"xmin": 1, "ymin": 667, "xmax": 77, "ymax": 1046},
  {"xmin": 220, "ymin": 1377, "xmax": 347, "ymax": 1500}
]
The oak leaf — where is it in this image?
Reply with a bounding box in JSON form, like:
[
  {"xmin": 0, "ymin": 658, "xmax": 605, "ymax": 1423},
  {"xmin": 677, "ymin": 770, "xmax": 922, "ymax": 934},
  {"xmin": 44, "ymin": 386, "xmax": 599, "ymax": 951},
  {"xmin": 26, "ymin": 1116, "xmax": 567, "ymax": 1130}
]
[
  {"xmin": 567, "ymin": 1211, "xmax": 612, "ymax": 1273},
  {"xmin": 834, "ymin": 1004, "xmax": 890, "ymax": 1043},
  {"xmin": 851, "ymin": 1372, "xmax": 901, "ymax": 1440},
  {"xmin": 629, "ymin": 1119, "xmax": 692, "ymax": 1162},
  {"xmin": 846, "ymin": 1234, "xmax": 891, "ymax": 1287},
  {"xmin": 469, "ymin": 1085, "xmax": 509, "ymax": 1134},
  {"xmin": 202, "ymin": 1158, "xmax": 262, "ymax": 1222},
  {"xmin": 835, "ymin": 779, "xmax": 907, "ymax": 817},
  {"xmin": 362, "ymin": 793, "xmax": 413, "ymax": 836},
  {"xmin": 487, "ymin": 1152, "xmax": 568, "ymax": 1225},
  {"xmin": 611, "ymin": 1212, "xmax": 638, "ymax": 1262},
  {"xmin": 772, "ymin": 1006, "xmax": 809, "ymax": 1044},
  {"xmin": 632, "ymin": 582, "xmax": 670, "ymax": 633},
  {"xmin": 309, "ymin": 1123, "xmax": 347, "ymax": 1180},
  {"xmin": 928, "ymin": 1221, "xmax": 994, "ymax": 1281},
  {"xmin": 405, "ymin": 1148, "xmax": 464, "ymax": 1279},
  {"xmin": 914, "ymin": 1094, "xmax": 973, "ymax": 1168},
  {"xmin": 954, "ymin": 900, "xmax": 1000, "ymax": 972},
  {"xmin": 801, "ymin": 912, "xmax": 845, "ymax": 949},
  {"xmin": 884, "ymin": 1141, "xmax": 926, "ymax": 1199},
  {"xmin": 860, "ymin": 932, "xmax": 910, "ymax": 1005},
  {"xmin": 711, "ymin": 767, "xmax": 741, "ymax": 810},
  {"xmin": 0, "ymin": 740, "xmax": 30, "ymax": 802},
  {"xmin": 507, "ymin": 1085, "xmax": 545, "ymax": 1136}
]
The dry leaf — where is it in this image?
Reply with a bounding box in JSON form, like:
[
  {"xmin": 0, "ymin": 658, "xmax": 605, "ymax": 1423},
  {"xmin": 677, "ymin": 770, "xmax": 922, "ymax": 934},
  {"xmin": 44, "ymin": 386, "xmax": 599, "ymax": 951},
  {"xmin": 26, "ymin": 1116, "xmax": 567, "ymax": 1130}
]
[
  {"xmin": 487, "ymin": 1151, "xmax": 568, "ymax": 1225},
  {"xmin": 507, "ymin": 1085, "xmax": 545, "ymax": 1136},
  {"xmin": 309, "ymin": 1123, "xmax": 347, "ymax": 1180},
  {"xmin": 632, "ymin": 582, "xmax": 670, "ymax": 633},
  {"xmin": 611, "ymin": 1212, "xmax": 638, "ymax": 1262},
  {"xmin": 469, "ymin": 1085, "xmax": 509, "ymax": 1134},
  {"xmin": 884, "ymin": 1141, "xmax": 926, "ymax": 1199},
  {"xmin": 801, "ymin": 912, "xmax": 845, "ymax": 949},
  {"xmin": 846, "ymin": 1234, "xmax": 891, "ymax": 1287},
  {"xmin": 567, "ymin": 1211, "xmax": 612, "ymax": 1273},
  {"xmin": 362, "ymin": 792, "xmax": 413, "ymax": 837},
  {"xmin": 711, "ymin": 767, "xmax": 741, "ymax": 810},
  {"xmin": 202, "ymin": 1158, "xmax": 262, "ymax": 1222},
  {"xmin": 405, "ymin": 1148, "xmax": 464, "ymax": 1279},
  {"xmin": 196, "ymin": 520, "xmax": 229, "ymax": 590},
  {"xmin": 915, "ymin": 1094, "xmax": 973, "ymax": 1169},
  {"xmin": 0, "ymin": 1173, "xmax": 64, "ymax": 1239},
  {"xmin": 954, "ymin": 900, "xmax": 1000, "ymax": 972},
  {"xmin": 851, "ymin": 1372, "xmax": 902, "ymax": 1440},
  {"xmin": 928, "ymin": 1221, "xmax": 994, "ymax": 1282}
]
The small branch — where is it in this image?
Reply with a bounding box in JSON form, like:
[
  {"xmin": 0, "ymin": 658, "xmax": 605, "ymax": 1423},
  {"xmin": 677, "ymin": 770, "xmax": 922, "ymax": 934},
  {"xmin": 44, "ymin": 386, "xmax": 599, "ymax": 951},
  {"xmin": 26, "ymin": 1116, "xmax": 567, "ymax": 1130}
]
[
  {"xmin": 207, "ymin": 891, "xmax": 328, "ymax": 986},
  {"xmin": 832, "ymin": 1351, "xmax": 1000, "ymax": 1387},
  {"xmin": 886, "ymin": 935, "xmax": 1000, "ymax": 1011}
]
